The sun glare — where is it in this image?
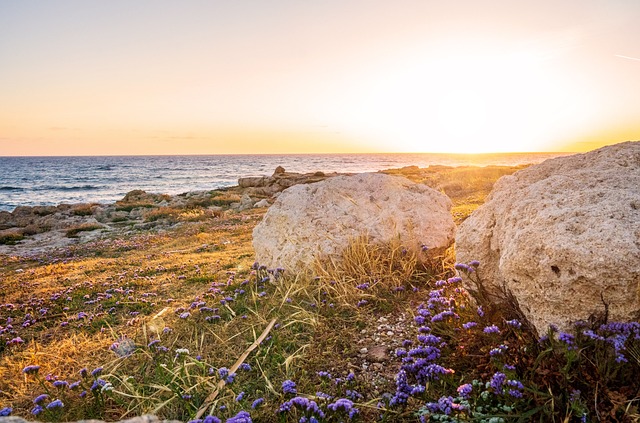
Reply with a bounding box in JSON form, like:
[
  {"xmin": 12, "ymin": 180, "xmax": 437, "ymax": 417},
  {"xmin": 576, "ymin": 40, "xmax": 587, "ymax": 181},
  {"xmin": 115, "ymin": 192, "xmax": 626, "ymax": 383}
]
[{"xmin": 325, "ymin": 41, "xmax": 596, "ymax": 153}]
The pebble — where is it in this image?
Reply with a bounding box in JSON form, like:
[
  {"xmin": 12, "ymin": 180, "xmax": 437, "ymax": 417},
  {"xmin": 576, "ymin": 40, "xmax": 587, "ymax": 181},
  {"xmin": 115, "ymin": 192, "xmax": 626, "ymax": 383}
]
[
  {"xmin": 359, "ymin": 347, "xmax": 368, "ymax": 354},
  {"xmin": 372, "ymin": 363, "xmax": 384, "ymax": 371},
  {"xmin": 386, "ymin": 331, "xmax": 394, "ymax": 336}
]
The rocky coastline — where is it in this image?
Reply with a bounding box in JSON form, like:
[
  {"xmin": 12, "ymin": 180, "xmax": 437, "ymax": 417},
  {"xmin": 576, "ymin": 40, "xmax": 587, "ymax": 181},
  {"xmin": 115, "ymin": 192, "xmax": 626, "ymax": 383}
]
[{"xmin": 0, "ymin": 168, "xmax": 347, "ymax": 257}]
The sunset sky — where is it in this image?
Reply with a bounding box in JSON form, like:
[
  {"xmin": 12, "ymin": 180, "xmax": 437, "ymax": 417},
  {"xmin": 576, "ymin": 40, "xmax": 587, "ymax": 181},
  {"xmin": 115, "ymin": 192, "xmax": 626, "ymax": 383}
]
[{"xmin": 1, "ymin": 0, "xmax": 639, "ymax": 155}]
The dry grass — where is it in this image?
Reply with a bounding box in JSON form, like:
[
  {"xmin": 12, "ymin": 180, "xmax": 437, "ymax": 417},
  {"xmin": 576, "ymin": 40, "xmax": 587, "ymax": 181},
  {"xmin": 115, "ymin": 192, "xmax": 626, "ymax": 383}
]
[
  {"xmin": 65, "ymin": 223, "xmax": 104, "ymax": 237},
  {"xmin": 72, "ymin": 204, "xmax": 97, "ymax": 217},
  {"xmin": 313, "ymin": 235, "xmax": 421, "ymax": 306}
]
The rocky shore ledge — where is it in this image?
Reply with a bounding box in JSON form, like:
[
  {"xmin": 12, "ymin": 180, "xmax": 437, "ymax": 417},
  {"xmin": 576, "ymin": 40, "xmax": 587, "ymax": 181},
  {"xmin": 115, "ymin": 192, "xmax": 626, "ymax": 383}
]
[{"xmin": 0, "ymin": 168, "xmax": 347, "ymax": 257}]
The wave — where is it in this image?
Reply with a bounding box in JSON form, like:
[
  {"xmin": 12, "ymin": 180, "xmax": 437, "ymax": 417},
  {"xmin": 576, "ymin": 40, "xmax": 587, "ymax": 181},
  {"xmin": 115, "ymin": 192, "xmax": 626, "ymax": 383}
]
[
  {"xmin": 0, "ymin": 186, "xmax": 25, "ymax": 191},
  {"xmin": 34, "ymin": 185, "xmax": 103, "ymax": 192}
]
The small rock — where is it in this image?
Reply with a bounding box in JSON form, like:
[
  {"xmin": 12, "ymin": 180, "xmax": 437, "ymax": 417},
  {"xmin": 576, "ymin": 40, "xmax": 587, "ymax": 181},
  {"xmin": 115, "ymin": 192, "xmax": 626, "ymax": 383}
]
[
  {"xmin": 273, "ymin": 166, "xmax": 286, "ymax": 175},
  {"xmin": 367, "ymin": 345, "xmax": 388, "ymax": 363},
  {"xmin": 359, "ymin": 347, "xmax": 368, "ymax": 355},
  {"xmin": 372, "ymin": 362, "xmax": 384, "ymax": 371},
  {"xmin": 254, "ymin": 199, "xmax": 270, "ymax": 208},
  {"xmin": 386, "ymin": 331, "xmax": 394, "ymax": 336}
]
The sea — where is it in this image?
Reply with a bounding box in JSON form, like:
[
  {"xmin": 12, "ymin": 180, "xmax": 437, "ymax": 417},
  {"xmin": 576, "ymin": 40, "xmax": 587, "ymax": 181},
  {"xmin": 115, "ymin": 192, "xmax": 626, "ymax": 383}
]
[{"xmin": 0, "ymin": 153, "xmax": 571, "ymax": 212}]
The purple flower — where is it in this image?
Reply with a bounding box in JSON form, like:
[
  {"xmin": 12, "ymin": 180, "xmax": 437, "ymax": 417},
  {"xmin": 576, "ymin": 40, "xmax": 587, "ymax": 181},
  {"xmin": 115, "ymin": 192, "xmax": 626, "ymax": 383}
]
[
  {"xmin": 0, "ymin": 408, "xmax": 11, "ymax": 416},
  {"xmin": 462, "ymin": 321, "xmax": 477, "ymax": 329},
  {"xmin": 46, "ymin": 399, "xmax": 64, "ymax": 410},
  {"xmin": 52, "ymin": 380, "xmax": 69, "ymax": 389},
  {"xmin": 456, "ymin": 383, "xmax": 472, "ymax": 399},
  {"xmin": 203, "ymin": 416, "xmax": 221, "ymax": 423},
  {"xmin": 235, "ymin": 391, "xmax": 245, "ymax": 402},
  {"xmin": 239, "ymin": 363, "xmax": 251, "ymax": 371},
  {"xmin": 91, "ymin": 379, "xmax": 106, "ymax": 391},
  {"xmin": 569, "ymin": 390, "xmax": 581, "ymax": 403},
  {"xmin": 225, "ymin": 373, "xmax": 236, "ymax": 384},
  {"xmin": 282, "ymin": 379, "xmax": 297, "ymax": 395},
  {"xmin": 583, "ymin": 329, "xmax": 605, "ymax": 341},
  {"xmin": 477, "ymin": 306, "xmax": 484, "ymax": 317},
  {"xmin": 31, "ymin": 405, "xmax": 43, "ymax": 416},
  {"xmin": 218, "ymin": 367, "xmax": 229, "ymax": 378},
  {"xmin": 508, "ymin": 389, "xmax": 523, "ymax": 398},
  {"xmin": 424, "ymin": 396, "xmax": 467, "ymax": 416},
  {"xmin": 490, "ymin": 344, "xmax": 508, "ymax": 356},
  {"xmin": 490, "ymin": 372, "xmax": 507, "ymax": 394},
  {"xmin": 91, "ymin": 367, "xmax": 103, "ymax": 377},
  {"xmin": 558, "ymin": 332, "xmax": 577, "ymax": 350},
  {"xmin": 507, "ymin": 379, "xmax": 524, "ymax": 390},
  {"xmin": 279, "ymin": 397, "xmax": 325, "ymax": 419},
  {"xmin": 33, "ymin": 394, "xmax": 49, "ymax": 404},
  {"xmin": 23, "ymin": 365, "xmax": 41, "ymax": 375},
  {"xmin": 483, "ymin": 325, "xmax": 500, "ymax": 334},
  {"xmin": 251, "ymin": 398, "xmax": 264, "ymax": 409},
  {"xmin": 327, "ymin": 398, "xmax": 357, "ymax": 414},
  {"xmin": 226, "ymin": 410, "xmax": 252, "ymax": 423},
  {"xmin": 506, "ymin": 319, "xmax": 521, "ymax": 329},
  {"xmin": 179, "ymin": 312, "xmax": 191, "ymax": 319}
]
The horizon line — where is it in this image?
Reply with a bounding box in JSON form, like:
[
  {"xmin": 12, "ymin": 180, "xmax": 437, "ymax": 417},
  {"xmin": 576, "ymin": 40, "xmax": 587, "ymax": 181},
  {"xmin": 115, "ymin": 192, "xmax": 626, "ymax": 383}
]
[{"xmin": 0, "ymin": 151, "xmax": 577, "ymax": 158}]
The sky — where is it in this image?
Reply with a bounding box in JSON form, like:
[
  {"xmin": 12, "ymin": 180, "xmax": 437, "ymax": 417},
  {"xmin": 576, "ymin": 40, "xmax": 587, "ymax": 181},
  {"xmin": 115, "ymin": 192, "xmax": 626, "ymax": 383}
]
[{"xmin": 1, "ymin": 0, "xmax": 639, "ymax": 155}]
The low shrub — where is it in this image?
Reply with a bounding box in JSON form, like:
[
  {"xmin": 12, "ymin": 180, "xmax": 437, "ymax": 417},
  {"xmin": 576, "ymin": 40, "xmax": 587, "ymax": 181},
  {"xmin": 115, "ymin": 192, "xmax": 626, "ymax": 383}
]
[{"xmin": 65, "ymin": 223, "xmax": 104, "ymax": 238}]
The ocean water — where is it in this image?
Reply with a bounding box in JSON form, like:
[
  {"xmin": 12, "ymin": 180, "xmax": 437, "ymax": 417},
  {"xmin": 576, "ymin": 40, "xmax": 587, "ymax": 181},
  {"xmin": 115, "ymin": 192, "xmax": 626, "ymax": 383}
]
[{"xmin": 0, "ymin": 153, "xmax": 570, "ymax": 212}]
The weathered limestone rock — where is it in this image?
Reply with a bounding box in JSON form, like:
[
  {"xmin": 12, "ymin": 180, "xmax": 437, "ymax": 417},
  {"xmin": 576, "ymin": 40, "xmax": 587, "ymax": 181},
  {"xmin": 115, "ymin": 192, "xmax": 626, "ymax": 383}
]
[
  {"xmin": 456, "ymin": 142, "xmax": 640, "ymax": 335},
  {"xmin": 254, "ymin": 199, "xmax": 270, "ymax": 208},
  {"xmin": 238, "ymin": 169, "xmax": 344, "ymax": 197},
  {"xmin": 253, "ymin": 173, "xmax": 455, "ymax": 271}
]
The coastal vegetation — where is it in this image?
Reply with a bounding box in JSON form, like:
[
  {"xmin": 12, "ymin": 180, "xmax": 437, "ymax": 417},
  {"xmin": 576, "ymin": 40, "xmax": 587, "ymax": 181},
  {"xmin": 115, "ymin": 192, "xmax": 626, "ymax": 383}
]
[{"xmin": 0, "ymin": 166, "xmax": 637, "ymax": 422}]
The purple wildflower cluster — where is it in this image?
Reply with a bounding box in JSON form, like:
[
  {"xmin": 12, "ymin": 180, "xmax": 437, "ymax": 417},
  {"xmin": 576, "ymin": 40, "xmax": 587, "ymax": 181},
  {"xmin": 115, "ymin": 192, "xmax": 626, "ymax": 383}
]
[
  {"xmin": 578, "ymin": 321, "xmax": 640, "ymax": 363},
  {"xmin": 0, "ymin": 270, "xmax": 167, "ymax": 347},
  {"xmin": 281, "ymin": 379, "xmax": 297, "ymax": 395},
  {"xmin": 391, "ymin": 261, "xmax": 531, "ymax": 419}
]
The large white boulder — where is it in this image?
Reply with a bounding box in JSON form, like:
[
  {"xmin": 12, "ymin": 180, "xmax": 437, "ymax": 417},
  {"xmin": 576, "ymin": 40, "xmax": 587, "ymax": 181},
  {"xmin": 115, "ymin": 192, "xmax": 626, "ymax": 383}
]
[
  {"xmin": 456, "ymin": 142, "xmax": 640, "ymax": 335},
  {"xmin": 253, "ymin": 173, "xmax": 455, "ymax": 272}
]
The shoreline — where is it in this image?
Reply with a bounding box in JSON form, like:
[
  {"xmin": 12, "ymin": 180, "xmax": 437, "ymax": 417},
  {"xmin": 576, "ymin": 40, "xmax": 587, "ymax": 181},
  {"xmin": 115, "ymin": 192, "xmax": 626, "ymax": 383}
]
[
  {"xmin": 0, "ymin": 164, "xmax": 526, "ymax": 257},
  {"xmin": 0, "ymin": 152, "xmax": 570, "ymax": 213}
]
